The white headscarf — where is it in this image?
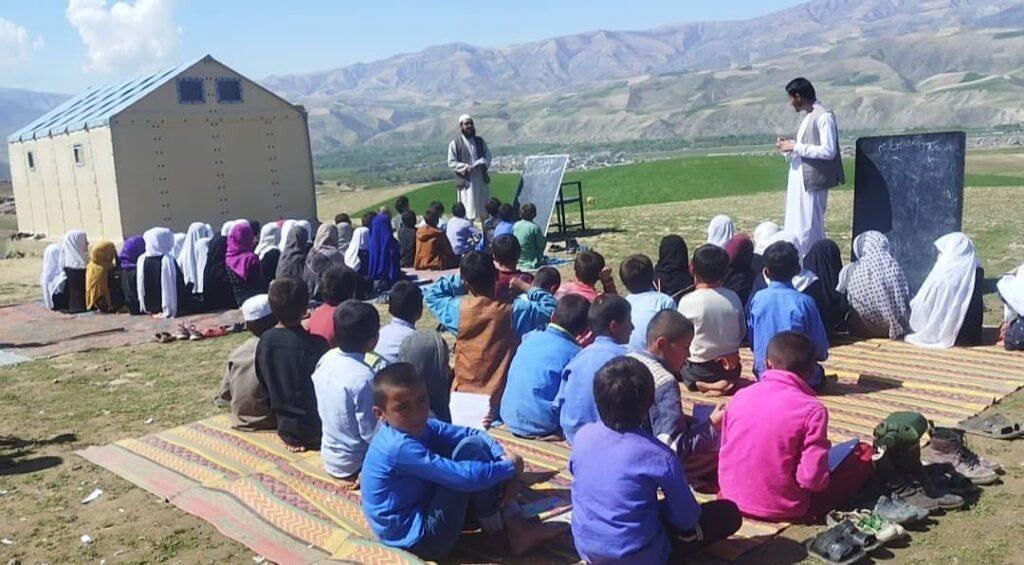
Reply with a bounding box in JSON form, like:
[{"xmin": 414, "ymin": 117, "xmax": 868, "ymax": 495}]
[
  {"xmin": 40, "ymin": 243, "xmax": 64, "ymax": 309},
  {"xmin": 906, "ymin": 232, "xmax": 979, "ymax": 349},
  {"xmin": 137, "ymin": 227, "xmax": 180, "ymax": 318},
  {"xmin": 220, "ymin": 220, "xmax": 238, "ymax": 237},
  {"xmin": 59, "ymin": 230, "xmax": 89, "ymax": 270},
  {"xmin": 279, "ymin": 220, "xmax": 297, "ymax": 251},
  {"xmin": 344, "ymin": 226, "xmax": 370, "ymax": 270},
  {"xmin": 295, "ymin": 220, "xmax": 314, "ymax": 244},
  {"xmin": 176, "ymin": 222, "xmax": 213, "ymax": 293},
  {"xmin": 255, "ymin": 223, "xmax": 280, "ymax": 259},
  {"xmin": 753, "ymin": 221, "xmax": 781, "ymax": 255},
  {"xmin": 997, "ymin": 262, "xmax": 1024, "ymax": 319},
  {"xmin": 706, "ymin": 215, "xmax": 735, "ymax": 248},
  {"xmin": 170, "ymin": 233, "xmax": 186, "ymax": 258}
]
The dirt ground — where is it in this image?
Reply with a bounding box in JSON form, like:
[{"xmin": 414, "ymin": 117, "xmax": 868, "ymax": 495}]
[{"xmin": 2, "ymin": 186, "xmax": 1024, "ymax": 564}]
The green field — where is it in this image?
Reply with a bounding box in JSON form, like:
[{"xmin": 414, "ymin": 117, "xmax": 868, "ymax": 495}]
[{"xmin": 353, "ymin": 153, "xmax": 1024, "ymax": 216}]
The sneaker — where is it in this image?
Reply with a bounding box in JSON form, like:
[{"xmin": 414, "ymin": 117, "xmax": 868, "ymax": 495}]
[
  {"xmin": 931, "ymin": 427, "xmax": 1002, "ymax": 473},
  {"xmin": 873, "ymin": 493, "xmax": 927, "ymax": 524},
  {"xmin": 173, "ymin": 323, "xmax": 190, "ymax": 341},
  {"xmin": 188, "ymin": 325, "xmax": 205, "ymax": 341},
  {"xmin": 829, "ymin": 510, "xmax": 906, "ymax": 545},
  {"xmin": 907, "ymin": 469, "xmax": 965, "ymax": 510}
]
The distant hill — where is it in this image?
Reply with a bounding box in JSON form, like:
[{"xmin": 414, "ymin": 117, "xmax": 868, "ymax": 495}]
[
  {"xmin": 0, "ymin": 87, "xmax": 70, "ymax": 179},
  {"xmin": 261, "ymin": 0, "xmax": 1024, "ymax": 153}
]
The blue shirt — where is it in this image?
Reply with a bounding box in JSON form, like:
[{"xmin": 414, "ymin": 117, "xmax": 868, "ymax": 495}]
[
  {"xmin": 555, "ymin": 336, "xmax": 628, "ymax": 444},
  {"xmin": 625, "ymin": 290, "xmax": 677, "ymax": 351},
  {"xmin": 748, "ymin": 281, "xmax": 829, "ymax": 386},
  {"xmin": 445, "ymin": 217, "xmax": 481, "ymax": 256},
  {"xmin": 375, "ymin": 318, "xmax": 417, "ymax": 364},
  {"xmin": 500, "ymin": 325, "xmax": 581, "ymax": 437},
  {"xmin": 361, "ymin": 420, "xmax": 515, "ymax": 549},
  {"xmin": 493, "ymin": 221, "xmax": 514, "ymax": 239},
  {"xmin": 570, "ymin": 422, "xmax": 702, "ymax": 564},
  {"xmin": 311, "ymin": 350, "xmax": 379, "ymax": 478},
  {"xmin": 423, "ymin": 275, "xmax": 557, "ymax": 337}
]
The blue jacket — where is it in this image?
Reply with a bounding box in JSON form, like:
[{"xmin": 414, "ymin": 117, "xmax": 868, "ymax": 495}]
[
  {"xmin": 555, "ymin": 336, "xmax": 628, "ymax": 444},
  {"xmin": 748, "ymin": 281, "xmax": 829, "ymax": 387},
  {"xmin": 500, "ymin": 325, "xmax": 581, "ymax": 437}
]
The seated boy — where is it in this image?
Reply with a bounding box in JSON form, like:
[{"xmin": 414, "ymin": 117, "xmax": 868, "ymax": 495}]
[
  {"xmin": 482, "ymin": 196, "xmax": 502, "ymax": 246},
  {"xmin": 376, "ymin": 280, "xmax": 422, "ymax": 363},
  {"xmin": 397, "ymin": 210, "xmax": 417, "ymax": 268},
  {"xmin": 256, "ymin": 277, "xmax": 330, "ymax": 452},
  {"xmin": 500, "ymin": 294, "xmax": 590, "ymax": 439},
  {"xmin": 415, "ymin": 200, "xmax": 447, "ymax": 230},
  {"xmin": 509, "ymin": 266, "xmax": 560, "ymax": 334},
  {"xmin": 312, "ymin": 300, "xmax": 381, "ymax": 484},
  {"xmin": 677, "ymin": 245, "xmax": 746, "ymax": 396},
  {"xmin": 570, "ymin": 357, "xmax": 742, "ymax": 563},
  {"xmin": 620, "ymin": 254, "xmax": 677, "ymax": 352},
  {"xmin": 555, "ymin": 294, "xmax": 633, "ymax": 444},
  {"xmin": 415, "ymin": 209, "xmax": 458, "ymax": 270},
  {"xmin": 493, "ymin": 204, "xmax": 515, "ymax": 239},
  {"xmin": 513, "ymin": 203, "xmax": 547, "ymax": 269},
  {"xmin": 307, "ymin": 265, "xmax": 359, "ymax": 347},
  {"xmin": 360, "ymin": 363, "xmax": 565, "ymax": 560},
  {"xmin": 748, "ymin": 241, "xmax": 829, "ymax": 388},
  {"xmin": 423, "ymin": 251, "xmax": 557, "ymax": 420},
  {"xmin": 719, "ymin": 331, "xmax": 872, "ymax": 522},
  {"xmin": 446, "ymin": 202, "xmax": 482, "ymax": 257},
  {"xmin": 392, "ymin": 195, "xmax": 410, "ymax": 232},
  {"xmin": 492, "ymin": 234, "xmax": 534, "ymax": 303},
  {"xmin": 215, "ymin": 294, "xmax": 278, "ymax": 430},
  {"xmin": 555, "ymin": 249, "xmax": 617, "ymax": 302},
  {"xmin": 627, "ymin": 309, "xmax": 723, "ymax": 491}
]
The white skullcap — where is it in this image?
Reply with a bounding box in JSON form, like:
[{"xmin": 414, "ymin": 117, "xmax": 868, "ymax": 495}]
[
  {"xmin": 458, "ymin": 114, "xmax": 473, "ymax": 124},
  {"xmin": 241, "ymin": 294, "xmax": 272, "ymax": 322}
]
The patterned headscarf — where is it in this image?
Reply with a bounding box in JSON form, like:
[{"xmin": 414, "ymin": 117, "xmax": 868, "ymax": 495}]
[{"xmin": 846, "ymin": 231, "xmax": 911, "ymax": 340}]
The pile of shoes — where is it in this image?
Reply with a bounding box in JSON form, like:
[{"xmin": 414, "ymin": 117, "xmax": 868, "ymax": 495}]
[{"xmin": 154, "ymin": 322, "xmax": 244, "ymax": 343}]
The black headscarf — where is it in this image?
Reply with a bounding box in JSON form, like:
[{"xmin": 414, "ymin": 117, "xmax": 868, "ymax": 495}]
[
  {"xmin": 276, "ymin": 226, "xmax": 311, "ymax": 280},
  {"xmin": 805, "ymin": 239, "xmax": 849, "ymax": 333},
  {"xmin": 723, "ymin": 234, "xmax": 756, "ymax": 308},
  {"xmin": 655, "ymin": 235, "xmax": 693, "ymax": 298},
  {"xmin": 202, "ymin": 235, "xmax": 235, "ymax": 310}
]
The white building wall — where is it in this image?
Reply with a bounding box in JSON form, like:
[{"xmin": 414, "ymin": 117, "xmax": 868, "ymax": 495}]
[{"xmin": 111, "ymin": 57, "xmax": 316, "ymax": 236}]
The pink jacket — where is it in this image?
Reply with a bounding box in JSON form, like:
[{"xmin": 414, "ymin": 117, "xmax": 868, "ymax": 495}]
[{"xmin": 718, "ymin": 369, "xmax": 831, "ymax": 521}]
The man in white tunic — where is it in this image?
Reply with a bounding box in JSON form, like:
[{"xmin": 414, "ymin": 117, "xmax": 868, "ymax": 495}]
[
  {"xmin": 776, "ymin": 78, "xmax": 845, "ymax": 259},
  {"xmin": 446, "ymin": 114, "xmax": 492, "ymax": 221}
]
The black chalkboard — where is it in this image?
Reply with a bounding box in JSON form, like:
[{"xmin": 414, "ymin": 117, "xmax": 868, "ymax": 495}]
[
  {"xmin": 852, "ymin": 131, "xmax": 965, "ymax": 295},
  {"xmin": 513, "ymin": 155, "xmax": 569, "ymax": 236}
]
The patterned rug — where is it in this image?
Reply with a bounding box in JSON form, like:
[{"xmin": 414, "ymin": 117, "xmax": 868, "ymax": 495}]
[
  {"xmin": 78, "ymin": 338, "xmax": 1024, "ymax": 564},
  {"xmin": 0, "ymin": 302, "xmax": 242, "ymax": 361}
]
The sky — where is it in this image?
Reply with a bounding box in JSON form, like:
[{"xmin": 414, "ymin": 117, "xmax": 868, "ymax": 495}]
[{"xmin": 1, "ymin": 0, "xmax": 805, "ymax": 94}]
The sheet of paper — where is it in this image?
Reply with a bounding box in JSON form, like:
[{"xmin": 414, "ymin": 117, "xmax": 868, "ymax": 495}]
[{"xmin": 449, "ymin": 392, "xmax": 490, "ymax": 430}]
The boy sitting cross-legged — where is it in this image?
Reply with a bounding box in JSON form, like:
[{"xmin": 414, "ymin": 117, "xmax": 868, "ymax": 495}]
[
  {"xmin": 626, "ymin": 309, "xmax": 723, "ymax": 492},
  {"xmin": 555, "ymin": 293, "xmax": 633, "ymax": 444},
  {"xmin": 500, "ymin": 294, "xmax": 591, "ymax": 440},
  {"xmin": 311, "ymin": 300, "xmax": 381, "ymax": 486},
  {"xmin": 360, "ymin": 363, "xmax": 566, "ymax": 560},
  {"xmin": 215, "ymin": 294, "xmax": 278, "ymax": 431},
  {"xmin": 570, "ymin": 357, "xmax": 742, "ymax": 564},
  {"xmin": 747, "ymin": 241, "xmax": 829, "ymax": 388},
  {"xmin": 676, "ymin": 244, "xmax": 747, "ymax": 396},
  {"xmin": 555, "ymin": 249, "xmax": 617, "ymax": 303},
  {"xmin": 255, "ymin": 277, "xmax": 330, "ymax": 452},
  {"xmin": 620, "ymin": 254, "xmax": 677, "ymax": 352},
  {"xmin": 492, "ymin": 234, "xmax": 534, "ymax": 303},
  {"xmin": 513, "ymin": 203, "xmax": 548, "ymax": 269}
]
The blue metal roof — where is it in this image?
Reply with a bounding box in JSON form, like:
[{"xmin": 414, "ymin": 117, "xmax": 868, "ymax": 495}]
[{"xmin": 7, "ymin": 56, "xmax": 206, "ymax": 143}]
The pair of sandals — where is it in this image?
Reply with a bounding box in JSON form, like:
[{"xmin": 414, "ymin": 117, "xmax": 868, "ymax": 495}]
[
  {"xmin": 805, "ymin": 520, "xmax": 878, "ymax": 565},
  {"xmin": 956, "ymin": 413, "xmax": 1023, "ymax": 440}
]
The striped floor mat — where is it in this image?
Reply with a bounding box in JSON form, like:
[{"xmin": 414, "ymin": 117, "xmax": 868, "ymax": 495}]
[{"xmin": 78, "ymin": 338, "xmax": 1024, "ymax": 563}]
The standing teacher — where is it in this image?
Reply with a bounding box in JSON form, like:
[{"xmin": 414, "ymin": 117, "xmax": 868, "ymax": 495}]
[
  {"xmin": 776, "ymin": 78, "xmax": 844, "ymax": 259},
  {"xmin": 447, "ymin": 114, "xmax": 492, "ymax": 222}
]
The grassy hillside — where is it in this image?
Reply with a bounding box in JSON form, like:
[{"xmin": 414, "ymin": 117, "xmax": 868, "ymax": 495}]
[{"xmin": 350, "ymin": 153, "xmax": 1024, "ymax": 217}]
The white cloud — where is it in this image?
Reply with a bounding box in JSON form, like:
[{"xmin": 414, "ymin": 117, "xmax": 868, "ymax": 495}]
[
  {"xmin": 0, "ymin": 18, "xmax": 44, "ymax": 67},
  {"xmin": 66, "ymin": 0, "xmax": 179, "ymax": 74}
]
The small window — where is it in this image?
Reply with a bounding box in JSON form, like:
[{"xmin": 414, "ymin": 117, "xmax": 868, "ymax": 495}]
[
  {"xmin": 177, "ymin": 78, "xmax": 205, "ymax": 104},
  {"xmin": 27, "ymin": 151, "xmax": 35, "ymax": 171},
  {"xmin": 73, "ymin": 144, "xmax": 85, "ymax": 167},
  {"xmin": 216, "ymin": 78, "xmax": 243, "ymax": 103}
]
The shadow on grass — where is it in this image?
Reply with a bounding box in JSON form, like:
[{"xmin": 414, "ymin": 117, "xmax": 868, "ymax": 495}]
[
  {"xmin": 547, "ymin": 226, "xmax": 627, "ymax": 244},
  {"xmin": 0, "ymin": 432, "xmax": 77, "ymax": 476}
]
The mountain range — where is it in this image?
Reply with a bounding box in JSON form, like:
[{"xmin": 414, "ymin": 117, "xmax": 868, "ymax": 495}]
[{"xmin": 4, "ymin": 0, "xmax": 1024, "ymax": 178}]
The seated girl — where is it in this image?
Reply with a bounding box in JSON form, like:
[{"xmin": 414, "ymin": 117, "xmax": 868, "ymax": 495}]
[
  {"xmin": 85, "ymin": 240, "xmax": 123, "ymax": 313},
  {"xmin": 836, "ymin": 231, "xmax": 911, "ymax": 339},
  {"xmin": 59, "ymin": 230, "xmax": 90, "ymax": 313},
  {"xmin": 118, "ymin": 236, "xmax": 146, "ymax": 315},
  {"xmin": 226, "ymin": 221, "xmax": 267, "ymax": 305},
  {"xmin": 40, "ymin": 243, "xmax": 63, "ymax": 311},
  {"xmin": 654, "ymin": 235, "xmax": 693, "ymax": 299},
  {"xmin": 997, "ymin": 261, "xmax": 1024, "ymax": 350},
  {"xmin": 906, "ymin": 232, "xmax": 983, "ymax": 348},
  {"xmin": 137, "ymin": 227, "xmax": 184, "ymax": 318}
]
